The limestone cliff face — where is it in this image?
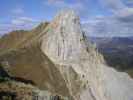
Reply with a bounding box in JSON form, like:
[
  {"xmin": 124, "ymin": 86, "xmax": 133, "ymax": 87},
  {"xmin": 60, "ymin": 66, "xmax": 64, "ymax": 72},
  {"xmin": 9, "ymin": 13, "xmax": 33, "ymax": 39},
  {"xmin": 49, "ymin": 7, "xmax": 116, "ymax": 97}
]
[
  {"xmin": 41, "ymin": 10, "xmax": 106, "ymax": 100},
  {"xmin": 0, "ymin": 10, "xmax": 133, "ymax": 100},
  {"xmin": 41, "ymin": 10, "xmax": 88, "ymax": 63}
]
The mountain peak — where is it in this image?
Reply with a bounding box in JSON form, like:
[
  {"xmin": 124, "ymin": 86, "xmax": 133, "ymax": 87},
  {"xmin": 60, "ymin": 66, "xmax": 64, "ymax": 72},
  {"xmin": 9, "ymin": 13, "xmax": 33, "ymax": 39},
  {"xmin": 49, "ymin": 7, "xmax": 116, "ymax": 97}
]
[
  {"xmin": 54, "ymin": 9, "xmax": 78, "ymax": 20},
  {"xmin": 41, "ymin": 9, "xmax": 87, "ymax": 63}
]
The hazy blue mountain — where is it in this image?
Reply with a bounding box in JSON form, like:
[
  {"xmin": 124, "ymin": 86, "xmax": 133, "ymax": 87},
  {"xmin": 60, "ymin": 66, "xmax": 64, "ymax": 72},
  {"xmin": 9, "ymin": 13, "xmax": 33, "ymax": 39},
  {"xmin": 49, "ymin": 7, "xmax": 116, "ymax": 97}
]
[{"xmin": 89, "ymin": 36, "xmax": 133, "ymax": 75}]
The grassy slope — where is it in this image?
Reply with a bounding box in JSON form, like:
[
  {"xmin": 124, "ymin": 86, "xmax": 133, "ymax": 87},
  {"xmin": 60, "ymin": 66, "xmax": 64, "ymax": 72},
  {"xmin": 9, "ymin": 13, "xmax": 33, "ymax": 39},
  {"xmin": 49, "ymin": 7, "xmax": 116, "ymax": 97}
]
[
  {"xmin": 0, "ymin": 22, "xmax": 49, "ymax": 55},
  {"xmin": 0, "ymin": 22, "xmax": 70, "ymax": 96},
  {"xmin": 126, "ymin": 69, "xmax": 133, "ymax": 78}
]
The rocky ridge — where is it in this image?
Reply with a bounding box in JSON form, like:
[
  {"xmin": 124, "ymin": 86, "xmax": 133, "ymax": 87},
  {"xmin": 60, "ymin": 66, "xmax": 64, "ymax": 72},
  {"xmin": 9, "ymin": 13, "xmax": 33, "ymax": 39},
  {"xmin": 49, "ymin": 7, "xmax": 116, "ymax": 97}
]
[{"xmin": 0, "ymin": 10, "xmax": 133, "ymax": 100}]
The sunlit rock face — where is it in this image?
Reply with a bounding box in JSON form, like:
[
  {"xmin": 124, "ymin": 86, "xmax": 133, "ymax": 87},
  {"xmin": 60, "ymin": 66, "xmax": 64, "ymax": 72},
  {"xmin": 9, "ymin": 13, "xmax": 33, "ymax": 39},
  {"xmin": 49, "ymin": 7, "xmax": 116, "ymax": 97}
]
[
  {"xmin": 0, "ymin": 9, "xmax": 133, "ymax": 100},
  {"xmin": 41, "ymin": 10, "xmax": 88, "ymax": 63},
  {"xmin": 41, "ymin": 10, "xmax": 105, "ymax": 100},
  {"xmin": 41, "ymin": 9, "xmax": 133, "ymax": 100}
]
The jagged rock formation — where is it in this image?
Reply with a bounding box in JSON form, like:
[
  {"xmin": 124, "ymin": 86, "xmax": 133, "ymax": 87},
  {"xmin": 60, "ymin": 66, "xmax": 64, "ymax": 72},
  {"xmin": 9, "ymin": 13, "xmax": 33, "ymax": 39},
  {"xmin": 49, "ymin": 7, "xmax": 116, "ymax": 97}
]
[{"xmin": 0, "ymin": 10, "xmax": 133, "ymax": 100}]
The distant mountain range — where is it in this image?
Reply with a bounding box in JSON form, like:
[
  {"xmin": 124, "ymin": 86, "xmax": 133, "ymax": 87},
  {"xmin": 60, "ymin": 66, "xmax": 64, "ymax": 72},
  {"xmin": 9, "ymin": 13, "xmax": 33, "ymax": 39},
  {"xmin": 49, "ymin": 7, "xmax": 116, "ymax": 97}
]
[{"xmin": 90, "ymin": 36, "xmax": 133, "ymax": 77}]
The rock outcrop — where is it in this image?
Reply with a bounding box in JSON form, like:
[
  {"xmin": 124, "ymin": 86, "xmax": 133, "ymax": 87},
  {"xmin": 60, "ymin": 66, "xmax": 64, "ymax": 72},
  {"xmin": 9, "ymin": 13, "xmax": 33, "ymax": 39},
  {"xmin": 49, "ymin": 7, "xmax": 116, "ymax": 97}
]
[
  {"xmin": 0, "ymin": 80, "xmax": 67, "ymax": 100},
  {"xmin": 0, "ymin": 9, "xmax": 133, "ymax": 100}
]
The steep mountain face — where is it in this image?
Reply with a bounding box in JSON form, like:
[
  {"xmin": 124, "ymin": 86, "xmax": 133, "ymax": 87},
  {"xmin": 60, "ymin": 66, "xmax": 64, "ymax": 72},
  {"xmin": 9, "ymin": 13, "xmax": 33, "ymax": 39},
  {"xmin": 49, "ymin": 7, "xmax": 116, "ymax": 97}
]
[
  {"xmin": 41, "ymin": 10, "xmax": 87, "ymax": 63},
  {"xmin": 0, "ymin": 10, "xmax": 133, "ymax": 100}
]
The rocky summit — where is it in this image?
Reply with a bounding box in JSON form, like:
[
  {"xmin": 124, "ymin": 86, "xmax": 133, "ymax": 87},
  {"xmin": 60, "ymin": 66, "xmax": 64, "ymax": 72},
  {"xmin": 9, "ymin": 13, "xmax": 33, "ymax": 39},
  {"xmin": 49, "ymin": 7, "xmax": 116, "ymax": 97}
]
[{"xmin": 0, "ymin": 10, "xmax": 133, "ymax": 100}]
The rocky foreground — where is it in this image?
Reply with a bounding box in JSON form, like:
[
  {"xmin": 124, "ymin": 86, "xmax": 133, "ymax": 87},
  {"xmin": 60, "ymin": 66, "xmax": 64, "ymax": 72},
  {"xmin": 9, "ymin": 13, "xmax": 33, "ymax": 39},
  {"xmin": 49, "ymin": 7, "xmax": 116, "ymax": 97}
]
[{"xmin": 0, "ymin": 10, "xmax": 133, "ymax": 100}]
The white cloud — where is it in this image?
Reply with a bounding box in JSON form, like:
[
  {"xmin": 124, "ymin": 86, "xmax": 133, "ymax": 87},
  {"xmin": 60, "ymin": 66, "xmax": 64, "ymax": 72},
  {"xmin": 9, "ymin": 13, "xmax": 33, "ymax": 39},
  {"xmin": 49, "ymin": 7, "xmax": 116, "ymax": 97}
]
[
  {"xmin": 11, "ymin": 17, "xmax": 40, "ymax": 31},
  {"xmin": 100, "ymin": 0, "xmax": 125, "ymax": 11},
  {"xmin": 0, "ymin": 17, "xmax": 39, "ymax": 35},
  {"xmin": 44, "ymin": 0, "xmax": 84, "ymax": 12},
  {"xmin": 124, "ymin": 0, "xmax": 133, "ymax": 6},
  {"xmin": 82, "ymin": 0, "xmax": 133, "ymax": 37},
  {"xmin": 47, "ymin": 0, "xmax": 63, "ymax": 3},
  {"xmin": 49, "ymin": 0, "xmax": 83, "ymax": 9},
  {"xmin": 11, "ymin": 7, "xmax": 24, "ymax": 15},
  {"xmin": 83, "ymin": 15, "xmax": 133, "ymax": 37},
  {"xmin": 100, "ymin": 0, "xmax": 133, "ymax": 19},
  {"xmin": 11, "ymin": 17, "xmax": 38, "ymax": 25}
]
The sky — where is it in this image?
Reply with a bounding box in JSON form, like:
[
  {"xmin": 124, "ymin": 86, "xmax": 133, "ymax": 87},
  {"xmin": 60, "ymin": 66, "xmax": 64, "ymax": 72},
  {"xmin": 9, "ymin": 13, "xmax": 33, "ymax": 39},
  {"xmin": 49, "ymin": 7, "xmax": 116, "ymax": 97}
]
[{"xmin": 0, "ymin": 0, "xmax": 133, "ymax": 37}]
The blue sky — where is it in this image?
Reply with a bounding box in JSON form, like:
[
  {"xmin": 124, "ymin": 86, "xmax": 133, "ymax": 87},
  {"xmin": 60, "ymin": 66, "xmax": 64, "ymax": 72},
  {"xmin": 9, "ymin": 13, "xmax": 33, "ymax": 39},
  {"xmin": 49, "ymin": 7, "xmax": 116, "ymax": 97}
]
[{"xmin": 0, "ymin": 0, "xmax": 133, "ymax": 37}]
